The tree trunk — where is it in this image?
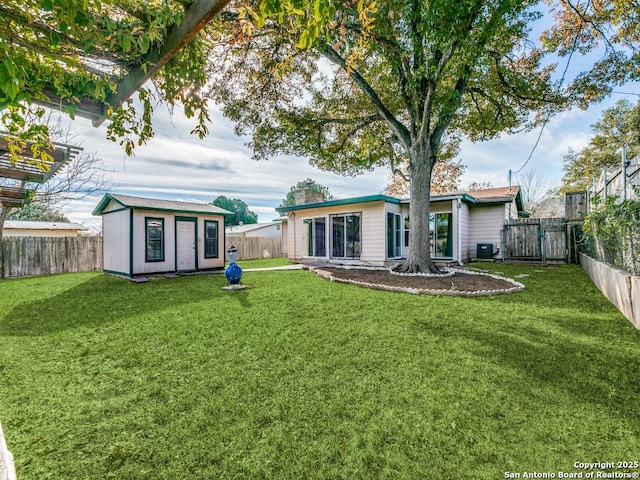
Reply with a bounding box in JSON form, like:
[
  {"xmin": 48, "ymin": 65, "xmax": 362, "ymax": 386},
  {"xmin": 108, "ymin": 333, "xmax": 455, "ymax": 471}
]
[{"xmin": 394, "ymin": 142, "xmax": 439, "ymax": 273}]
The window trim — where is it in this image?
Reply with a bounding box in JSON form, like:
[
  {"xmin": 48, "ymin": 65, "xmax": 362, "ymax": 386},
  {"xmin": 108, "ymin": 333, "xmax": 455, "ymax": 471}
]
[
  {"xmin": 203, "ymin": 220, "xmax": 219, "ymax": 259},
  {"xmin": 145, "ymin": 217, "xmax": 165, "ymax": 263}
]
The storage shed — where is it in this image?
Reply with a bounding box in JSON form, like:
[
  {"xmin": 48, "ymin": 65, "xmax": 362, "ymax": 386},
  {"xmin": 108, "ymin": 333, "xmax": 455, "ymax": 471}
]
[{"xmin": 93, "ymin": 193, "xmax": 232, "ymax": 277}]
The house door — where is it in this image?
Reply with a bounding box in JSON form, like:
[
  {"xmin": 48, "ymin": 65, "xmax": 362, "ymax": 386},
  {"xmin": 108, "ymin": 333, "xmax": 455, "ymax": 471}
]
[{"xmin": 176, "ymin": 220, "xmax": 196, "ymax": 271}]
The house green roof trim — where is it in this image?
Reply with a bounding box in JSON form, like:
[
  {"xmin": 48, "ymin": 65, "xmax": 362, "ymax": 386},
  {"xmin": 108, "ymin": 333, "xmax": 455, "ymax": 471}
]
[
  {"xmin": 276, "ymin": 194, "xmax": 402, "ymax": 212},
  {"xmin": 93, "ymin": 193, "xmax": 234, "ymax": 217},
  {"xmin": 276, "ymin": 192, "xmax": 482, "ymax": 213}
]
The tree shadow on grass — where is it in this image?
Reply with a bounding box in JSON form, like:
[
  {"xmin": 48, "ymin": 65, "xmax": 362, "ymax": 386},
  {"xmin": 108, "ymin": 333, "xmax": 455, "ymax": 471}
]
[{"xmin": 0, "ymin": 273, "xmax": 230, "ymax": 336}]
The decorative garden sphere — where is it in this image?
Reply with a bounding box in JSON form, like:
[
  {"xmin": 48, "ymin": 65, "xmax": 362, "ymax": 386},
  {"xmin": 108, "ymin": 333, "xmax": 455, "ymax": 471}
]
[{"xmin": 225, "ymin": 246, "xmax": 243, "ymax": 285}]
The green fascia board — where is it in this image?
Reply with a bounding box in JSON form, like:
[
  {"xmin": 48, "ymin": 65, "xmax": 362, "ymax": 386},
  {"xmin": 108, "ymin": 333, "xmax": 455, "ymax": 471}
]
[
  {"xmin": 92, "ymin": 193, "xmax": 126, "ymax": 215},
  {"xmin": 276, "ymin": 194, "xmax": 402, "ymax": 212}
]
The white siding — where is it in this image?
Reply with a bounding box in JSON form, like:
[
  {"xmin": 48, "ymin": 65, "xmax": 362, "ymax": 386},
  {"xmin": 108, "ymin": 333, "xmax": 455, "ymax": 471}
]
[
  {"xmin": 197, "ymin": 216, "xmax": 225, "ymax": 270},
  {"xmin": 102, "ymin": 209, "xmax": 130, "ymax": 275},
  {"xmin": 132, "ymin": 210, "xmax": 176, "ymax": 274},
  {"xmin": 468, "ymin": 205, "xmax": 506, "ymax": 259}
]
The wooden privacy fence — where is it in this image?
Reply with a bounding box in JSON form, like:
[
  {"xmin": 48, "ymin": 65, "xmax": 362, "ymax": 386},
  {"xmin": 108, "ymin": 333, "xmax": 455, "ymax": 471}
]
[
  {"xmin": 2, "ymin": 236, "xmax": 103, "ymax": 278},
  {"xmin": 1, "ymin": 236, "xmax": 284, "ymax": 278},
  {"xmin": 227, "ymin": 237, "xmax": 283, "ymax": 262},
  {"xmin": 503, "ymin": 218, "xmax": 580, "ymax": 263}
]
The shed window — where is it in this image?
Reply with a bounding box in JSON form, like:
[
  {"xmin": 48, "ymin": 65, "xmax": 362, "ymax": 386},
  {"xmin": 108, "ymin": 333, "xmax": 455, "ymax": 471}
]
[
  {"xmin": 204, "ymin": 220, "xmax": 219, "ymax": 258},
  {"xmin": 145, "ymin": 218, "xmax": 164, "ymax": 262}
]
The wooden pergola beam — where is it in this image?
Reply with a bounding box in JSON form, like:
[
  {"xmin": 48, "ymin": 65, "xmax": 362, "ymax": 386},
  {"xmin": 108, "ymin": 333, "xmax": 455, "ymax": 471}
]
[
  {"xmin": 29, "ymin": 0, "xmax": 230, "ymax": 127},
  {"xmin": 95, "ymin": 0, "xmax": 231, "ymax": 126}
]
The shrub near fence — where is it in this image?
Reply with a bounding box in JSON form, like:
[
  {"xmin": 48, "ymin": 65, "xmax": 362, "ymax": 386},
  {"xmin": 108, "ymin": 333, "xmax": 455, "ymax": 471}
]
[
  {"xmin": 583, "ymin": 194, "xmax": 640, "ymax": 275},
  {"xmin": 1, "ymin": 236, "xmax": 103, "ymax": 278}
]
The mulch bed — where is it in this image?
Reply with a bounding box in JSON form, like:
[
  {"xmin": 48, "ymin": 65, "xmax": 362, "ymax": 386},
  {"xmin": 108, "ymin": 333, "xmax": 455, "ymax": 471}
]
[{"xmin": 314, "ymin": 267, "xmax": 524, "ymax": 296}]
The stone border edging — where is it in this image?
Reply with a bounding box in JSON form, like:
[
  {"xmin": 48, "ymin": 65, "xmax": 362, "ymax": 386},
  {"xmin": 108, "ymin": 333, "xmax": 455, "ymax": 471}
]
[{"xmin": 311, "ymin": 265, "xmax": 525, "ymax": 297}]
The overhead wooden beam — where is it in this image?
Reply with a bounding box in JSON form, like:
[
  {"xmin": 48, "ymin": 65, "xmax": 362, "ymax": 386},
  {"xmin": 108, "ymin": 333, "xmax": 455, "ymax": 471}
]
[
  {"xmin": 31, "ymin": 88, "xmax": 106, "ymax": 124},
  {"xmin": 94, "ymin": 0, "xmax": 232, "ymax": 126},
  {"xmin": 0, "ymin": 186, "xmax": 32, "ymax": 208}
]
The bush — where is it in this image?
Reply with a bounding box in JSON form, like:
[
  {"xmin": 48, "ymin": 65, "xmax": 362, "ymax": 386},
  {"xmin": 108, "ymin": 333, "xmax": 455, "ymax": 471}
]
[{"xmin": 583, "ymin": 191, "xmax": 640, "ymax": 274}]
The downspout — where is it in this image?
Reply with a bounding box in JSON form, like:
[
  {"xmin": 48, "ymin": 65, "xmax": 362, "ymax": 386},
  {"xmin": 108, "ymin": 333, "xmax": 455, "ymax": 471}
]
[{"xmin": 456, "ymin": 198, "xmax": 463, "ymax": 266}]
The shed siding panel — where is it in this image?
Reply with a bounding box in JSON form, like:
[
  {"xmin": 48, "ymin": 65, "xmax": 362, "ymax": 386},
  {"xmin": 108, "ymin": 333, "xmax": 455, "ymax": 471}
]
[
  {"xmin": 197, "ymin": 215, "xmax": 225, "ymax": 270},
  {"xmin": 102, "ymin": 209, "xmax": 130, "ymax": 274},
  {"xmin": 132, "ymin": 211, "xmax": 176, "ymax": 274},
  {"xmin": 468, "ymin": 205, "xmax": 506, "ymax": 259}
]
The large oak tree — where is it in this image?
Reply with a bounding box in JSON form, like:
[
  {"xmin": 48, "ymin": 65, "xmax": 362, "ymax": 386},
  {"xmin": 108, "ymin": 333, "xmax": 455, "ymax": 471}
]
[{"xmin": 206, "ymin": 0, "xmax": 566, "ymax": 272}]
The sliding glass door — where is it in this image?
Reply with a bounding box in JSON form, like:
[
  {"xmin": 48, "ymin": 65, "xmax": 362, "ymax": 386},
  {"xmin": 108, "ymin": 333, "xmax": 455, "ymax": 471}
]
[
  {"xmin": 429, "ymin": 212, "xmax": 453, "ymax": 257},
  {"xmin": 387, "ymin": 212, "xmax": 402, "ymax": 259},
  {"xmin": 303, "ymin": 217, "xmax": 326, "ymax": 257},
  {"xmin": 331, "ymin": 213, "xmax": 361, "ymax": 259}
]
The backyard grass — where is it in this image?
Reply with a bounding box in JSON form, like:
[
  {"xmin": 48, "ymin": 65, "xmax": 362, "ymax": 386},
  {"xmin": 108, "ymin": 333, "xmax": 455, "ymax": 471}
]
[{"xmin": 0, "ymin": 263, "xmax": 638, "ymax": 479}]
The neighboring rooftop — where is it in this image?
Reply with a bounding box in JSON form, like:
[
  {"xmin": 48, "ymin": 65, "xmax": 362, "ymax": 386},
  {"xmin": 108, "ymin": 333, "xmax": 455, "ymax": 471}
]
[{"xmin": 3, "ymin": 221, "xmax": 86, "ymax": 231}]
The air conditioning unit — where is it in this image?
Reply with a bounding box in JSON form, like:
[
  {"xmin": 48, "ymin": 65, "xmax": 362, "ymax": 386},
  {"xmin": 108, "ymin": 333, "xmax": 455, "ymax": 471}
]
[{"xmin": 476, "ymin": 243, "xmax": 494, "ymax": 259}]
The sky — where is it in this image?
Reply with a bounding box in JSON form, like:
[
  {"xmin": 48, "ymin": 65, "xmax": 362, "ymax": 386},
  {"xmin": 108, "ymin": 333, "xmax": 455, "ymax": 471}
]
[{"xmin": 59, "ymin": 89, "xmax": 638, "ymax": 231}]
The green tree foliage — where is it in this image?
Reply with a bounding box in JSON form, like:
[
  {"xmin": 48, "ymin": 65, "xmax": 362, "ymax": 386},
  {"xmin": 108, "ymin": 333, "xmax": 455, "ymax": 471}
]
[
  {"xmin": 7, "ymin": 201, "xmax": 69, "ymax": 222},
  {"xmin": 206, "ymin": 0, "xmax": 566, "ymax": 272},
  {"xmin": 0, "ymin": 0, "xmax": 213, "ymax": 161},
  {"xmin": 562, "ymin": 99, "xmax": 640, "ymax": 192},
  {"xmin": 542, "ymin": 0, "xmax": 640, "ymax": 106},
  {"xmin": 212, "ymin": 195, "xmax": 258, "ymax": 226},
  {"xmin": 279, "ymin": 178, "xmax": 334, "ymax": 208}
]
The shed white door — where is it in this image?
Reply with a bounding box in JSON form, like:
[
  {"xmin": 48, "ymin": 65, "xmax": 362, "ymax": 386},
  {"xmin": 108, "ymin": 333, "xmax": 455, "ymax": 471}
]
[{"xmin": 176, "ymin": 220, "xmax": 196, "ymax": 271}]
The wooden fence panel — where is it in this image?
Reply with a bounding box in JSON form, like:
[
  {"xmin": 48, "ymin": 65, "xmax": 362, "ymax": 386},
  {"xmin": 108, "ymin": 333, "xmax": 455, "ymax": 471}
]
[
  {"xmin": 504, "ymin": 218, "xmax": 569, "ymax": 263},
  {"xmin": 504, "ymin": 223, "xmax": 542, "ymax": 260},
  {"xmin": 2, "ymin": 236, "xmax": 103, "ymax": 278},
  {"xmin": 227, "ymin": 237, "xmax": 283, "ymax": 261}
]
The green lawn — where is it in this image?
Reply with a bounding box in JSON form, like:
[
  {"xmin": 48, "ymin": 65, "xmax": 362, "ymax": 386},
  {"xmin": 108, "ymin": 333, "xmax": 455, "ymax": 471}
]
[{"xmin": 0, "ymin": 262, "xmax": 638, "ymax": 480}]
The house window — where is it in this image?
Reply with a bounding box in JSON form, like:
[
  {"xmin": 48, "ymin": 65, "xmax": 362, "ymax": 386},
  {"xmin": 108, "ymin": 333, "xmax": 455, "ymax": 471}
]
[
  {"xmin": 303, "ymin": 217, "xmax": 326, "ymax": 257},
  {"xmin": 429, "ymin": 212, "xmax": 453, "ymax": 257},
  {"xmin": 387, "ymin": 212, "xmax": 402, "ymax": 259},
  {"xmin": 204, "ymin": 220, "xmax": 219, "ymax": 258},
  {"xmin": 403, "ymin": 212, "xmax": 453, "ymax": 258},
  {"xmin": 145, "ymin": 217, "xmax": 164, "ymax": 262},
  {"xmin": 331, "ymin": 213, "xmax": 361, "ymax": 259}
]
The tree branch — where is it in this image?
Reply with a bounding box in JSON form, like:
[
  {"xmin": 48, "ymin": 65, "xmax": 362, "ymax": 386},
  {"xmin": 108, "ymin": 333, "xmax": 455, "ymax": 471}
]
[{"xmin": 322, "ymin": 45, "xmax": 411, "ymax": 149}]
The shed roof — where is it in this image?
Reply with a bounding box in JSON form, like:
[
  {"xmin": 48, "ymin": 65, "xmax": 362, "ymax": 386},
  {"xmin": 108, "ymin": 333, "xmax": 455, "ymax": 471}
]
[
  {"xmin": 4, "ymin": 221, "xmax": 86, "ymax": 231},
  {"xmin": 93, "ymin": 193, "xmax": 233, "ymax": 216}
]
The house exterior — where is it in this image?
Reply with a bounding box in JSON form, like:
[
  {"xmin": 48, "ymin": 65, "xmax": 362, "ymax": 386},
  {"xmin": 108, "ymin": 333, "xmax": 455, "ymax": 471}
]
[
  {"xmin": 93, "ymin": 193, "xmax": 232, "ymax": 277},
  {"xmin": 226, "ymin": 222, "xmax": 282, "ymax": 238},
  {"xmin": 2, "ymin": 220, "xmax": 87, "ymax": 237},
  {"xmin": 276, "ymin": 186, "xmax": 525, "ymax": 265}
]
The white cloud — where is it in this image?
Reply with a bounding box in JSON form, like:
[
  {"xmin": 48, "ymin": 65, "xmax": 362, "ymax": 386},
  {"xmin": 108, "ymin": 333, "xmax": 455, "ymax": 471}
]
[{"xmin": 50, "ymin": 87, "xmax": 640, "ymax": 226}]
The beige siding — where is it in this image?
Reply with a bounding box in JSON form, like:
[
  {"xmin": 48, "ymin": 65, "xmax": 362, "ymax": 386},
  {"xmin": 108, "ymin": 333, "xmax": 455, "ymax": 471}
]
[
  {"xmin": 281, "ymin": 221, "xmax": 289, "ymax": 255},
  {"xmin": 459, "ymin": 202, "xmax": 472, "ymax": 262},
  {"xmin": 102, "ymin": 209, "xmax": 130, "ymax": 274},
  {"xmin": 286, "ymin": 201, "xmax": 387, "ymax": 263},
  {"xmin": 3, "ymin": 229, "xmax": 79, "ymax": 238},
  {"xmin": 468, "ymin": 205, "xmax": 505, "ymax": 259}
]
